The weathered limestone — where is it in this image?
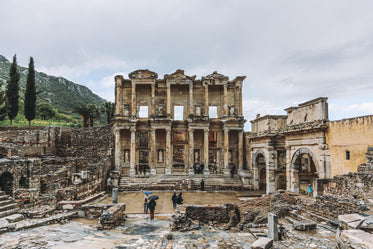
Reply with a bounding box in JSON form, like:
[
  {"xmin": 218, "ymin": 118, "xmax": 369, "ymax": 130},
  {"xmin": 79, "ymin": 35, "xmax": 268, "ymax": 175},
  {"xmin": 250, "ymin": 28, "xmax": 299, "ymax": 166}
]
[
  {"xmin": 112, "ymin": 188, "xmax": 118, "ymax": 203},
  {"xmin": 114, "ymin": 70, "xmax": 246, "ymax": 179},
  {"xmin": 292, "ymin": 220, "xmax": 317, "ymax": 231},
  {"xmin": 267, "ymin": 213, "xmax": 278, "ymax": 241},
  {"xmin": 251, "ymin": 237, "xmax": 273, "ymax": 249}
]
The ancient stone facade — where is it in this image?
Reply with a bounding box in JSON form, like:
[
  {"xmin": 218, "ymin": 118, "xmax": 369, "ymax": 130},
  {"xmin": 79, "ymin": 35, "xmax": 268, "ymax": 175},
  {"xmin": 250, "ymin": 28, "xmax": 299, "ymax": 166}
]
[
  {"xmin": 113, "ymin": 69, "xmax": 246, "ymax": 176},
  {"xmin": 247, "ymin": 97, "xmax": 373, "ymax": 195}
]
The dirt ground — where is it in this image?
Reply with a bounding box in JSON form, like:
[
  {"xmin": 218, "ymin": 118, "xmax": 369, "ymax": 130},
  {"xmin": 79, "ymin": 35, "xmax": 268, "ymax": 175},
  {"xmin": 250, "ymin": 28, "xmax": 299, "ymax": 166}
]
[{"xmin": 98, "ymin": 191, "xmax": 243, "ymax": 214}]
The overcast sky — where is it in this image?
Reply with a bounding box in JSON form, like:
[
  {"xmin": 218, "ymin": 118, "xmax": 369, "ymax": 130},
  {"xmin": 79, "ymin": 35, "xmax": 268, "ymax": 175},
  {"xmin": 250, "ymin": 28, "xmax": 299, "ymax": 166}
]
[{"xmin": 1, "ymin": 0, "xmax": 373, "ymax": 130}]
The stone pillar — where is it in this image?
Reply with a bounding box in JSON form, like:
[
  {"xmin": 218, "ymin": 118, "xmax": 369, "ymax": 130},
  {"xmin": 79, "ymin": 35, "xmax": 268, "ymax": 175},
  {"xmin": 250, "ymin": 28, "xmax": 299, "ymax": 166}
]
[
  {"xmin": 151, "ymin": 128, "xmax": 156, "ymax": 171},
  {"xmin": 114, "ymin": 128, "xmax": 121, "ymax": 171},
  {"xmin": 238, "ymin": 85, "xmax": 242, "ymax": 116},
  {"xmin": 238, "ymin": 130, "xmax": 243, "ymax": 170},
  {"xmin": 131, "ymin": 83, "xmax": 136, "ymax": 117},
  {"xmin": 189, "ymin": 83, "xmax": 193, "ymax": 115},
  {"xmin": 166, "ymin": 83, "xmax": 171, "ymax": 117},
  {"xmin": 204, "ymin": 84, "xmax": 209, "ymax": 116},
  {"xmin": 112, "ymin": 188, "xmax": 118, "ymax": 203},
  {"xmin": 291, "ymin": 168, "xmax": 299, "ymax": 193},
  {"xmin": 286, "ymin": 148, "xmax": 292, "ymax": 191},
  {"xmin": 188, "ymin": 128, "xmax": 194, "ymax": 170},
  {"xmin": 130, "ymin": 127, "xmax": 136, "ymax": 176},
  {"xmin": 223, "ymin": 84, "xmax": 228, "ymax": 116},
  {"xmin": 165, "ymin": 128, "xmax": 172, "ymax": 175},
  {"xmin": 203, "ymin": 128, "xmax": 209, "ymax": 174},
  {"xmin": 268, "ymin": 213, "xmax": 278, "ymax": 241},
  {"xmin": 151, "ymin": 83, "xmax": 155, "ymax": 117},
  {"xmin": 224, "ymin": 128, "xmax": 229, "ymax": 171},
  {"xmin": 266, "ymin": 150, "xmax": 276, "ymax": 194}
]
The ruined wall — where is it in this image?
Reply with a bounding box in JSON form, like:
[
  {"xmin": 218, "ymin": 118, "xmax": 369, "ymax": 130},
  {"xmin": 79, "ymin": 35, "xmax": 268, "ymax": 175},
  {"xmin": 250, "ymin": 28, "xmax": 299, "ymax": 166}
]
[
  {"xmin": 326, "ymin": 115, "xmax": 373, "ymax": 176},
  {"xmin": 285, "ymin": 97, "xmax": 328, "ymax": 126},
  {"xmin": 251, "ymin": 115, "xmax": 287, "ymax": 134}
]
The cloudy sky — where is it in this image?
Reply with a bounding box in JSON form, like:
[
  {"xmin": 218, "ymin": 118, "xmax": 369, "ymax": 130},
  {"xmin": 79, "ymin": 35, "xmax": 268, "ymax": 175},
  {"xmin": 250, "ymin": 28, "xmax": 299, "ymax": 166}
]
[{"xmin": 1, "ymin": 0, "xmax": 373, "ymax": 130}]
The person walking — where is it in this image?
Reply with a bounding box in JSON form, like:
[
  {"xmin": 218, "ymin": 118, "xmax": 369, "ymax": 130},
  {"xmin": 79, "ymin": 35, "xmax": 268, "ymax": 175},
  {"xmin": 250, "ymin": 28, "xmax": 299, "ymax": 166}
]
[
  {"xmin": 171, "ymin": 192, "xmax": 177, "ymax": 209},
  {"xmin": 176, "ymin": 192, "xmax": 184, "ymax": 204},
  {"xmin": 230, "ymin": 164, "xmax": 236, "ymax": 178},
  {"xmin": 200, "ymin": 179, "xmax": 205, "ymax": 191},
  {"xmin": 148, "ymin": 199, "xmax": 157, "ymax": 220},
  {"xmin": 307, "ymin": 184, "xmax": 313, "ymax": 197},
  {"xmin": 144, "ymin": 194, "xmax": 149, "ymax": 214}
]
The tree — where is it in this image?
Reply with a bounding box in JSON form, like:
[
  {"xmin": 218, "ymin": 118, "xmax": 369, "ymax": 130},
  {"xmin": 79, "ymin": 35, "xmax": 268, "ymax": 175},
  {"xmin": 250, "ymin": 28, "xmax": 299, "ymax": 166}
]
[
  {"xmin": 0, "ymin": 83, "xmax": 7, "ymax": 121},
  {"xmin": 103, "ymin": 101, "xmax": 115, "ymax": 124},
  {"xmin": 74, "ymin": 104, "xmax": 91, "ymax": 127},
  {"xmin": 87, "ymin": 104, "xmax": 100, "ymax": 127},
  {"xmin": 6, "ymin": 55, "xmax": 20, "ymax": 125},
  {"xmin": 24, "ymin": 57, "xmax": 36, "ymax": 126},
  {"xmin": 37, "ymin": 102, "xmax": 56, "ymax": 120}
]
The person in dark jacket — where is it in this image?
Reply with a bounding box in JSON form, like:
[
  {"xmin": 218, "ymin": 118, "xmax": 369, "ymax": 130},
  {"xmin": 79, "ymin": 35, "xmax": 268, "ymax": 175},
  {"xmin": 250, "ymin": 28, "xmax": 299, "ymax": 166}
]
[
  {"xmin": 171, "ymin": 192, "xmax": 177, "ymax": 209},
  {"xmin": 176, "ymin": 192, "xmax": 183, "ymax": 204},
  {"xmin": 200, "ymin": 179, "xmax": 205, "ymax": 191},
  {"xmin": 148, "ymin": 199, "xmax": 156, "ymax": 220}
]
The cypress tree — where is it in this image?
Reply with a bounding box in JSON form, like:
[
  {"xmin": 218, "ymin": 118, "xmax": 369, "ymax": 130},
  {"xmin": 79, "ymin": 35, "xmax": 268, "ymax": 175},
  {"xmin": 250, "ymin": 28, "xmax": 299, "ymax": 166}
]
[
  {"xmin": 6, "ymin": 55, "xmax": 20, "ymax": 125},
  {"xmin": 24, "ymin": 57, "xmax": 36, "ymax": 126},
  {"xmin": 0, "ymin": 83, "xmax": 6, "ymax": 121}
]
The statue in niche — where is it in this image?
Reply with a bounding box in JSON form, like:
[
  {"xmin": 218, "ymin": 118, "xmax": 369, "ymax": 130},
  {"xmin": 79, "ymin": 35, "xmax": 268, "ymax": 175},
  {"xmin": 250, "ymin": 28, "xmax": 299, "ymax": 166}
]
[
  {"xmin": 158, "ymin": 149, "xmax": 164, "ymax": 163},
  {"xmin": 195, "ymin": 106, "xmax": 201, "ymax": 116},
  {"xmin": 124, "ymin": 150, "xmax": 129, "ymax": 162},
  {"xmin": 158, "ymin": 104, "xmax": 165, "ymax": 116},
  {"xmin": 124, "ymin": 105, "xmax": 130, "ymax": 116},
  {"xmin": 229, "ymin": 106, "xmax": 235, "ymax": 116}
]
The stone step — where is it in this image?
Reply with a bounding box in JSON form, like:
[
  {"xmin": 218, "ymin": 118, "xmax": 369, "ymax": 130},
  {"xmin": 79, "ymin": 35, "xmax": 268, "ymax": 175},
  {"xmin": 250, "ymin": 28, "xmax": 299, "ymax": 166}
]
[
  {"xmin": 0, "ymin": 207, "xmax": 19, "ymax": 219},
  {"xmin": 0, "ymin": 199, "xmax": 14, "ymax": 207},
  {"xmin": 0, "ymin": 195, "xmax": 10, "ymax": 201},
  {"xmin": 0, "ymin": 203, "xmax": 18, "ymax": 213}
]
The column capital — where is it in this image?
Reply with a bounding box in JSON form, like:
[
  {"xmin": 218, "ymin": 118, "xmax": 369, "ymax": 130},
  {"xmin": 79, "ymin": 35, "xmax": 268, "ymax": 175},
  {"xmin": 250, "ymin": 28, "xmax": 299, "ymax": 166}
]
[
  {"xmin": 203, "ymin": 128, "xmax": 209, "ymax": 133},
  {"xmin": 224, "ymin": 127, "xmax": 230, "ymax": 132},
  {"xmin": 130, "ymin": 127, "xmax": 136, "ymax": 133},
  {"xmin": 188, "ymin": 128, "xmax": 194, "ymax": 133},
  {"xmin": 165, "ymin": 127, "xmax": 171, "ymax": 132}
]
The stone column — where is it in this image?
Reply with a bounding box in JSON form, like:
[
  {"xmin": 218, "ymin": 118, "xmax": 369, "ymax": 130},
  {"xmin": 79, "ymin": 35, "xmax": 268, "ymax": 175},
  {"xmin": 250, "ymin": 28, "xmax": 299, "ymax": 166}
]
[
  {"xmin": 223, "ymin": 84, "xmax": 228, "ymax": 116},
  {"xmin": 268, "ymin": 213, "xmax": 278, "ymax": 241},
  {"xmin": 130, "ymin": 127, "xmax": 136, "ymax": 176},
  {"xmin": 253, "ymin": 152, "xmax": 259, "ymax": 190},
  {"xmin": 203, "ymin": 128, "xmax": 209, "ymax": 174},
  {"xmin": 188, "ymin": 128, "xmax": 194, "ymax": 174},
  {"xmin": 286, "ymin": 147, "xmax": 292, "ymax": 191},
  {"xmin": 238, "ymin": 85, "xmax": 242, "ymax": 116},
  {"xmin": 114, "ymin": 128, "xmax": 121, "ymax": 171},
  {"xmin": 131, "ymin": 83, "xmax": 136, "ymax": 117},
  {"xmin": 266, "ymin": 150, "xmax": 276, "ymax": 194},
  {"xmin": 189, "ymin": 83, "xmax": 193, "ymax": 115},
  {"xmin": 204, "ymin": 84, "xmax": 209, "ymax": 116},
  {"xmin": 112, "ymin": 188, "xmax": 118, "ymax": 203},
  {"xmin": 165, "ymin": 128, "xmax": 172, "ymax": 175},
  {"xmin": 151, "ymin": 83, "xmax": 155, "ymax": 117},
  {"xmin": 151, "ymin": 128, "xmax": 156, "ymax": 174},
  {"xmin": 224, "ymin": 128, "xmax": 229, "ymax": 171},
  {"xmin": 238, "ymin": 130, "xmax": 243, "ymax": 170},
  {"xmin": 166, "ymin": 83, "xmax": 171, "ymax": 117}
]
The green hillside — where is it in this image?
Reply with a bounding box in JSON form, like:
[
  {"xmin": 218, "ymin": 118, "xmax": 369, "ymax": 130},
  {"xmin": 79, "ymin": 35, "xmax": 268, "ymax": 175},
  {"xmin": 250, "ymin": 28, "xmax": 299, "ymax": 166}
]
[{"xmin": 0, "ymin": 55, "xmax": 106, "ymax": 116}]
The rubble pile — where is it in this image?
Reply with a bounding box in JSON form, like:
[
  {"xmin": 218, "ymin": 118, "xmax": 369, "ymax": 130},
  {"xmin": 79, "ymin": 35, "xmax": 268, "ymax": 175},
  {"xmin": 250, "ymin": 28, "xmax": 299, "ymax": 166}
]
[
  {"xmin": 323, "ymin": 172, "xmax": 373, "ymax": 199},
  {"xmin": 97, "ymin": 203, "xmax": 126, "ymax": 230}
]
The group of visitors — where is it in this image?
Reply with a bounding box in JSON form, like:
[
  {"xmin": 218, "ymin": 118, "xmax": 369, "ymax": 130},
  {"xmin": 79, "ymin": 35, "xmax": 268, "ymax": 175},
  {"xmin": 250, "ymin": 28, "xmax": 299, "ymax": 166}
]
[
  {"xmin": 193, "ymin": 163, "xmax": 205, "ymax": 174},
  {"xmin": 136, "ymin": 165, "xmax": 150, "ymax": 175},
  {"xmin": 143, "ymin": 194, "xmax": 157, "ymax": 220},
  {"xmin": 171, "ymin": 192, "xmax": 183, "ymax": 208}
]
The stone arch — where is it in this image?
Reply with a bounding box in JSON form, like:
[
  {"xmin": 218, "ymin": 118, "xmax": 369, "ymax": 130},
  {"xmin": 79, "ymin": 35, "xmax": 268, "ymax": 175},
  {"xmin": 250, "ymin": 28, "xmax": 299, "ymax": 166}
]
[
  {"xmin": 0, "ymin": 172, "xmax": 14, "ymax": 196},
  {"xmin": 252, "ymin": 149, "xmax": 267, "ymax": 191},
  {"xmin": 289, "ymin": 147, "xmax": 319, "ymax": 194}
]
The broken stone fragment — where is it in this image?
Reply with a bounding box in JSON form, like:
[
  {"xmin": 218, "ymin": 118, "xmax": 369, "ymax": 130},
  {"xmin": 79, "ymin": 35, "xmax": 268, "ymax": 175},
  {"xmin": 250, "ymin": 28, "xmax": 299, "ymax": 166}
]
[
  {"xmin": 292, "ymin": 219, "xmax": 317, "ymax": 231},
  {"xmin": 5, "ymin": 214, "xmax": 24, "ymax": 223},
  {"xmin": 251, "ymin": 237, "xmax": 273, "ymax": 249}
]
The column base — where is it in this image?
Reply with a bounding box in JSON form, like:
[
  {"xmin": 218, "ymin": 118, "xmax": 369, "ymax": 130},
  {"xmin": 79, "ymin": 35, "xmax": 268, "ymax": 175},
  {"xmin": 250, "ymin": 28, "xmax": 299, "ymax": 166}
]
[
  {"xmin": 188, "ymin": 168, "xmax": 195, "ymax": 175},
  {"xmin": 223, "ymin": 169, "xmax": 230, "ymax": 175},
  {"xmin": 165, "ymin": 168, "xmax": 172, "ymax": 175},
  {"xmin": 151, "ymin": 168, "xmax": 157, "ymax": 175},
  {"xmin": 129, "ymin": 168, "xmax": 136, "ymax": 176},
  {"xmin": 204, "ymin": 169, "xmax": 210, "ymax": 176}
]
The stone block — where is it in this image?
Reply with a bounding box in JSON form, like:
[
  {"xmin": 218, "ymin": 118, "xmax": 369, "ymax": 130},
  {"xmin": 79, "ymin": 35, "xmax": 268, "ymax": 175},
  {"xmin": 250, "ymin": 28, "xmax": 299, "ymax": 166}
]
[
  {"xmin": 338, "ymin": 213, "xmax": 366, "ymax": 229},
  {"xmin": 292, "ymin": 219, "xmax": 317, "ymax": 231},
  {"xmin": 267, "ymin": 213, "xmax": 278, "ymax": 241},
  {"xmin": 251, "ymin": 237, "xmax": 273, "ymax": 249},
  {"xmin": 338, "ymin": 229, "xmax": 373, "ymax": 249},
  {"xmin": 112, "ymin": 188, "xmax": 118, "ymax": 204},
  {"xmin": 62, "ymin": 204, "xmax": 74, "ymax": 210},
  {"xmin": 5, "ymin": 214, "xmax": 24, "ymax": 223}
]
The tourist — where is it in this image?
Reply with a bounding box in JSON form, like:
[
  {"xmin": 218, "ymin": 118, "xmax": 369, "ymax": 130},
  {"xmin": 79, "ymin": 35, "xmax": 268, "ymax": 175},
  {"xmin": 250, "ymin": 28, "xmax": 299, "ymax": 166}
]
[
  {"xmin": 176, "ymin": 192, "xmax": 183, "ymax": 204},
  {"xmin": 171, "ymin": 192, "xmax": 177, "ymax": 208},
  {"xmin": 200, "ymin": 179, "xmax": 205, "ymax": 191},
  {"xmin": 148, "ymin": 199, "xmax": 157, "ymax": 220},
  {"xmin": 307, "ymin": 184, "xmax": 313, "ymax": 197},
  {"xmin": 144, "ymin": 194, "xmax": 149, "ymax": 214},
  {"xmin": 230, "ymin": 164, "xmax": 236, "ymax": 178}
]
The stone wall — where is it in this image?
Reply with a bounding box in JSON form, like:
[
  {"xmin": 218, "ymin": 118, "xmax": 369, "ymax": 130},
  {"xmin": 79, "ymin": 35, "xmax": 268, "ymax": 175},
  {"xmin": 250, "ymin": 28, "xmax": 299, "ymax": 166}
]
[
  {"xmin": 326, "ymin": 115, "xmax": 373, "ymax": 176},
  {"xmin": 185, "ymin": 204, "xmax": 235, "ymax": 224}
]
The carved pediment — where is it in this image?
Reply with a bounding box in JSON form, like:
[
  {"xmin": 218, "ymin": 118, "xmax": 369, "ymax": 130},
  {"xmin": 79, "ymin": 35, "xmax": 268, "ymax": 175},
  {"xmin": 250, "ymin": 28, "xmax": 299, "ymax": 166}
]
[
  {"xmin": 164, "ymin": 69, "xmax": 196, "ymax": 81},
  {"xmin": 128, "ymin": 69, "xmax": 158, "ymax": 80},
  {"xmin": 205, "ymin": 71, "xmax": 229, "ymax": 81}
]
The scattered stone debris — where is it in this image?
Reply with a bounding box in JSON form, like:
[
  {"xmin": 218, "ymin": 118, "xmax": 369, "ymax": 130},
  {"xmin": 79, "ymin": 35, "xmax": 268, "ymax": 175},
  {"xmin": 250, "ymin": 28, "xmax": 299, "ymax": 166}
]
[{"xmin": 97, "ymin": 203, "xmax": 126, "ymax": 230}]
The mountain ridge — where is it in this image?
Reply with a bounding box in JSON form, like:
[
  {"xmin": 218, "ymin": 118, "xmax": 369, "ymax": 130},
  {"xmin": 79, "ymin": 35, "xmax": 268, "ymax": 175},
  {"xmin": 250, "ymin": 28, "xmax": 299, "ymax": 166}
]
[{"xmin": 0, "ymin": 55, "xmax": 106, "ymax": 115}]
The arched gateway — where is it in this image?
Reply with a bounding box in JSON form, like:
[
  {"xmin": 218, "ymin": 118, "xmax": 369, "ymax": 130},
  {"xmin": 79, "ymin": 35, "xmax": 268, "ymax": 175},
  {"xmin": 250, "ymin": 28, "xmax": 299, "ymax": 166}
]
[
  {"xmin": 289, "ymin": 148, "xmax": 318, "ymax": 193},
  {"xmin": 253, "ymin": 150, "xmax": 267, "ymax": 191},
  {"xmin": 0, "ymin": 172, "xmax": 14, "ymax": 196}
]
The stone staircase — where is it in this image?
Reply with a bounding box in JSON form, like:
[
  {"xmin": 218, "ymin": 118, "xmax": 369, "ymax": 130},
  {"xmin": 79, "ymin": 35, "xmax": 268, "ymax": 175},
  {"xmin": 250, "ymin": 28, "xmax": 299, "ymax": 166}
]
[
  {"xmin": 0, "ymin": 191, "xmax": 19, "ymax": 219},
  {"xmin": 119, "ymin": 174, "xmax": 249, "ymax": 191}
]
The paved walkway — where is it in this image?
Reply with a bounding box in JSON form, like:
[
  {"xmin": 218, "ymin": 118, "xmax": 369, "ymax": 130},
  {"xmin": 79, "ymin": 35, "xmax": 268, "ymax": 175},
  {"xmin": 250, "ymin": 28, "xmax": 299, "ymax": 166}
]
[{"xmin": 98, "ymin": 191, "xmax": 244, "ymax": 214}]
